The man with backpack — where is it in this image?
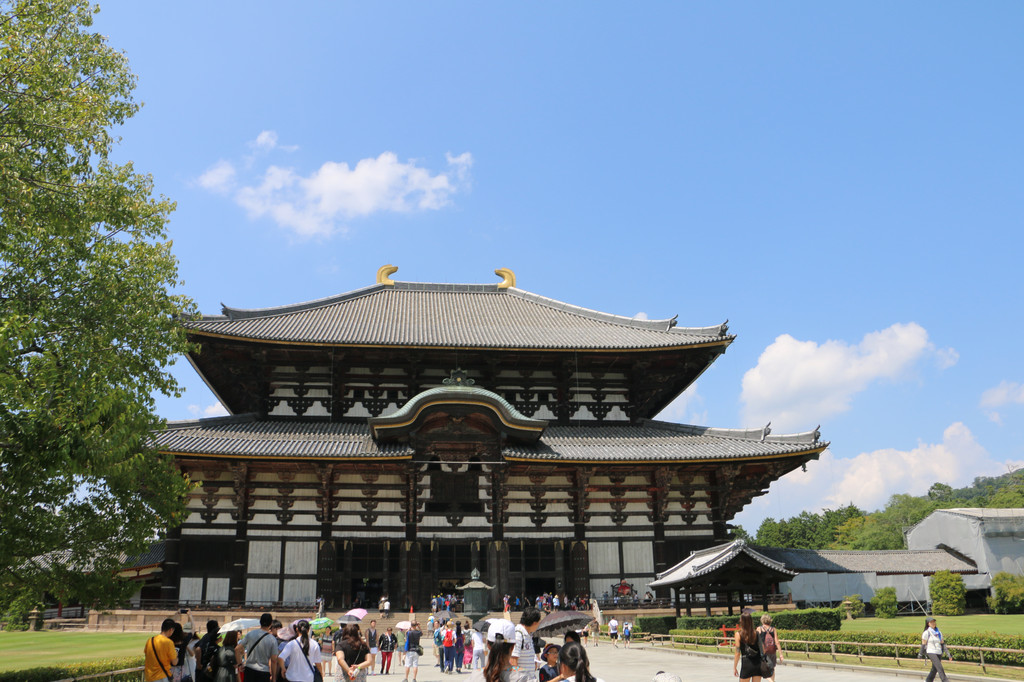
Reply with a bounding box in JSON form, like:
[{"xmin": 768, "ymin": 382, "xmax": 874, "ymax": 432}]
[
  {"xmin": 193, "ymin": 619, "xmax": 220, "ymax": 682},
  {"xmin": 757, "ymin": 614, "xmax": 782, "ymax": 681}
]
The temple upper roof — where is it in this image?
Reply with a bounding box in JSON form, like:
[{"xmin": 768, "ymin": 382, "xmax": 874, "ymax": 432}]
[
  {"xmin": 153, "ymin": 414, "xmax": 826, "ymax": 463},
  {"xmin": 183, "ymin": 281, "xmax": 733, "ymax": 351}
]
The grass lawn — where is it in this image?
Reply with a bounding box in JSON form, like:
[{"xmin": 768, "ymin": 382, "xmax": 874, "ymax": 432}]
[
  {"xmin": 0, "ymin": 631, "xmax": 149, "ymax": 673},
  {"xmin": 841, "ymin": 614, "xmax": 1024, "ymax": 635}
]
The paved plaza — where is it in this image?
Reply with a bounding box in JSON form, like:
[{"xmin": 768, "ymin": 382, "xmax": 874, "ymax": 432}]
[{"xmin": 342, "ymin": 639, "xmax": 933, "ymax": 682}]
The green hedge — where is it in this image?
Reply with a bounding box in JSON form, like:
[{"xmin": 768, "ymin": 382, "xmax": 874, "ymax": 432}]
[
  {"xmin": 636, "ymin": 615, "xmax": 676, "ymax": 634},
  {"xmin": 0, "ymin": 657, "xmax": 144, "ymax": 682},
  {"xmin": 665, "ymin": 629, "xmax": 1024, "ymax": 668},
  {"xmin": 676, "ymin": 608, "xmax": 841, "ymax": 632}
]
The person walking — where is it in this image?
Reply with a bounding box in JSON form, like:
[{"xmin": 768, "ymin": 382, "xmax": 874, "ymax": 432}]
[
  {"xmin": 211, "ymin": 632, "xmax": 240, "ymax": 682},
  {"xmin": 921, "ymin": 617, "xmax": 952, "ymax": 682},
  {"xmin": 335, "ymin": 623, "xmax": 372, "ymax": 682},
  {"xmin": 606, "ymin": 618, "xmax": 618, "ymax": 648},
  {"xmin": 279, "ymin": 620, "xmax": 323, "ymax": 682},
  {"xmin": 238, "ymin": 613, "xmax": 280, "ymax": 682},
  {"xmin": 622, "ymin": 621, "xmax": 632, "ymax": 649},
  {"xmin": 320, "ymin": 627, "xmax": 335, "ymax": 679},
  {"xmin": 732, "ymin": 613, "xmax": 763, "ymax": 682},
  {"xmin": 470, "ymin": 625, "xmax": 486, "ymax": 670},
  {"xmin": 144, "ymin": 618, "xmax": 178, "ymax": 682},
  {"xmin": 403, "ymin": 622, "xmax": 423, "ymax": 682},
  {"xmin": 379, "ymin": 627, "xmax": 398, "ymax": 675},
  {"xmin": 442, "ymin": 621, "xmax": 457, "ymax": 673},
  {"xmin": 756, "ymin": 615, "xmax": 782, "ymax": 682},
  {"xmin": 366, "ymin": 620, "xmax": 379, "ymax": 675},
  {"xmin": 454, "ymin": 622, "xmax": 465, "ymax": 674}
]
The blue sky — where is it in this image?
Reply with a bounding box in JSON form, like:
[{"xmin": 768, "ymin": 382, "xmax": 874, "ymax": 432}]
[{"xmin": 92, "ymin": 2, "xmax": 1024, "ymax": 531}]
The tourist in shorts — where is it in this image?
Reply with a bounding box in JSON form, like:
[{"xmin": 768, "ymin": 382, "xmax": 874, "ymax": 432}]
[
  {"xmin": 403, "ymin": 621, "xmax": 422, "ymax": 681},
  {"xmin": 607, "ymin": 618, "xmax": 618, "ymax": 648}
]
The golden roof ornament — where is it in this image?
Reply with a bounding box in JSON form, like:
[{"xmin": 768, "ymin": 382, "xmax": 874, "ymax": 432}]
[
  {"xmin": 494, "ymin": 267, "xmax": 516, "ymax": 289},
  {"xmin": 376, "ymin": 264, "xmax": 398, "ymax": 286}
]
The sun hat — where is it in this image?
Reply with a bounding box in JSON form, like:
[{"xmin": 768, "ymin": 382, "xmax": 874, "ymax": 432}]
[
  {"xmin": 542, "ymin": 643, "xmax": 561, "ymax": 657},
  {"xmin": 487, "ymin": 619, "xmax": 516, "ymax": 643}
]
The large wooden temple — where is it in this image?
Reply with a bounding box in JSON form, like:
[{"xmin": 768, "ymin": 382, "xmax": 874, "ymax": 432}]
[{"xmin": 154, "ymin": 267, "xmax": 827, "ymax": 610}]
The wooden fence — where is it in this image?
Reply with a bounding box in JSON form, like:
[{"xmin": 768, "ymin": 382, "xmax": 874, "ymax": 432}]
[{"xmin": 647, "ymin": 632, "xmax": 1024, "ymax": 676}]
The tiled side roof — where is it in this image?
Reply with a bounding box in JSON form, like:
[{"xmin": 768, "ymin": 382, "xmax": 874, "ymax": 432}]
[
  {"xmin": 153, "ymin": 416, "xmax": 824, "ymax": 462},
  {"xmin": 182, "ymin": 282, "xmax": 733, "ymax": 350},
  {"xmin": 934, "ymin": 508, "xmax": 1024, "ymax": 520},
  {"xmin": 153, "ymin": 415, "xmax": 414, "ymax": 458},
  {"xmin": 755, "ymin": 547, "xmax": 978, "ymax": 574},
  {"xmin": 651, "ymin": 540, "xmax": 795, "ymax": 587}
]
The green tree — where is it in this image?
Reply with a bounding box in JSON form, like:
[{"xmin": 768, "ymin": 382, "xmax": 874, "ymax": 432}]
[
  {"xmin": 0, "ymin": 0, "xmax": 193, "ymax": 605},
  {"xmin": 929, "ymin": 570, "xmax": 966, "ymax": 616},
  {"xmin": 869, "ymin": 587, "xmax": 898, "ymax": 618},
  {"xmin": 988, "ymin": 572, "xmax": 1024, "ymax": 614}
]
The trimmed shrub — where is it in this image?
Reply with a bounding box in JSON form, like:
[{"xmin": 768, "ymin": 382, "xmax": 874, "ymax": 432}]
[
  {"xmin": 0, "ymin": 657, "xmax": 144, "ymax": 682},
  {"xmin": 870, "ymin": 587, "xmax": 897, "ymax": 618},
  {"xmin": 930, "ymin": 570, "xmax": 966, "ymax": 616},
  {"xmin": 676, "ymin": 608, "xmax": 840, "ymax": 632},
  {"xmin": 842, "ymin": 594, "xmax": 865, "ymax": 619},
  {"xmin": 990, "ymin": 572, "xmax": 1024, "ymax": 614},
  {"xmin": 770, "ymin": 608, "xmax": 841, "ymax": 631},
  {"xmin": 676, "ymin": 614, "xmax": 744, "ymax": 630},
  {"xmin": 636, "ymin": 615, "xmax": 676, "ymax": 634}
]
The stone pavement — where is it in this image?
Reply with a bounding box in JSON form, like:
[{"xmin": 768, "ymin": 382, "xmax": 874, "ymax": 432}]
[{"xmin": 328, "ymin": 639, "xmax": 932, "ymax": 682}]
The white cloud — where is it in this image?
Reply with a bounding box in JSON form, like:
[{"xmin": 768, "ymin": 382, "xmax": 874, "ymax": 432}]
[
  {"xmin": 735, "ymin": 423, "xmax": 1017, "ymax": 529},
  {"xmin": 741, "ymin": 323, "xmax": 952, "ymax": 431},
  {"xmin": 980, "ymin": 380, "xmax": 1024, "ymax": 425},
  {"xmin": 248, "ymin": 130, "xmax": 298, "ymax": 154},
  {"xmin": 980, "ymin": 380, "xmax": 1024, "ymax": 408},
  {"xmin": 935, "ymin": 347, "xmax": 959, "ymax": 370},
  {"xmin": 654, "ymin": 383, "xmax": 708, "ymax": 425},
  {"xmin": 633, "ymin": 311, "xmax": 649, "ymax": 321},
  {"xmin": 196, "ymin": 160, "xmax": 236, "ymax": 194},
  {"xmin": 187, "ymin": 402, "xmax": 230, "ymax": 418},
  {"xmin": 211, "ymin": 149, "xmax": 473, "ymax": 238}
]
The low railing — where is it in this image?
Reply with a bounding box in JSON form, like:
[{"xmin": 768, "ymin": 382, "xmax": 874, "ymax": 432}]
[{"xmin": 647, "ymin": 633, "xmax": 1024, "ymax": 676}]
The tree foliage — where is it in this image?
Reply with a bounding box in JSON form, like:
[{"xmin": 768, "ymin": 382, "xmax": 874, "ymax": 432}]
[
  {"xmin": 0, "ymin": 0, "xmax": 193, "ymax": 605},
  {"xmin": 754, "ymin": 505, "xmax": 864, "ymax": 549},
  {"xmin": 989, "ymin": 572, "xmax": 1024, "ymax": 614},
  {"xmin": 870, "ymin": 587, "xmax": 898, "ymax": 618},
  {"xmin": 929, "ymin": 570, "xmax": 966, "ymax": 616}
]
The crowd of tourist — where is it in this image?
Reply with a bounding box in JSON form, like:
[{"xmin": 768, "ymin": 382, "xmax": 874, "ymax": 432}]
[{"xmin": 141, "ymin": 607, "xmax": 687, "ymax": 682}]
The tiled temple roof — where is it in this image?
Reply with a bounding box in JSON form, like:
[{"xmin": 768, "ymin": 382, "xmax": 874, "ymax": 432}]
[
  {"xmin": 153, "ymin": 415, "xmax": 824, "ymax": 463},
  {"xmin": 182, "ymin": 282, "xmax": 733, "ymax": 350},
  {"xmin": 755, "ymin": 547, "xmax": 978, "ymax": 574},
  {"xmin": 651, "ymin": 540, "xmax": 796, "ymax": 587}
]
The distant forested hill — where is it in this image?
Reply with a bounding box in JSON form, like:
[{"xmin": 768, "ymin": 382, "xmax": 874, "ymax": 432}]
[{"xmin": 736, "ymin": 468, "xmax": 1024, "ymax": 551}]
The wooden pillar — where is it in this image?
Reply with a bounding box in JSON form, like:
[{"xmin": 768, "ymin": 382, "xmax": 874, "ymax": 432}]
[
  {"xmin": 704, "ymin": 587, "xmax": 712, "ymax": 616},
  {"xmin": 762, "ymin": 587, "xmax": 769, "ymax": 613},
  {"xmin": 229, "ymin": 462, "xmax": 251, "ymax": 606},
  {"xmin": 674, "ymin": 587, "xmax": 681, "ymax": 617},
  {"xmin": 685, "ymin": 588, "xmax": 693, "ymax": 617},
  {"xmin": 727, "ymin": 589, "xmax": 734, "ymax": 616},
  {"xmin": 161, "ymin": 525, "xmax": 182, "ymax": 604}
]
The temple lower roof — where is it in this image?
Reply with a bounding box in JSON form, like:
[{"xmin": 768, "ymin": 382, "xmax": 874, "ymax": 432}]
[
  {"xmin": 182, "ymin": 282, "xmax": 733, "ymax": 351},
  {"xmin": 153, "ymin": 414, "xmax": 826, "ymax": 463}
]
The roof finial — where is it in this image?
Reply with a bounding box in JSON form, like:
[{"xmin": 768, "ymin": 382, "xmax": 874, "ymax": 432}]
[
  {"xmin": 377, "ymin": 264, "xmax": 398, "ymax": 286},
  {"xmin": 494, "ymin": 267, "xmax": 516, "ymax": 289}
]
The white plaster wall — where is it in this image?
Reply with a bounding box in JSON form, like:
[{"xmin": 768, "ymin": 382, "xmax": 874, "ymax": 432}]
[
  {"xmin": 248, "ymin": 541, "xmax": 281, "ymax": 573},
  {"xmin": 623, "ymin": 542, "xmax": 654, "ymax": 574},
  {"xmin": 207, "ymin": 578, "xmax": 231, "ymax": 604},
  {"xmin": 283, "ymin": 579, "xmax": 316, "ymax": 605},
  {"xmin": 180, "ymin": 577, "xmax": 204, "ymax": 602},
  {"xmin": 285, "ymin": 542, "xmax": 318, "ymax": 574},
  {"xmin": 589, "ymin": 542, "xmax": 619, "ymax": 574},
  {"xmin": 246, "ymin": 578, "xmax": 278, "ymax": 604}
]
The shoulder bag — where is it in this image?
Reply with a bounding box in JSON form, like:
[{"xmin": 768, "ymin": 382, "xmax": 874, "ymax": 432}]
[
  {"xmin": 300, "ymin": 642, "xmax": 324, "ymax": 682},
  {"xmin": 149, "ymin": 637, "xmax": 173, "ymax": 682}
]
